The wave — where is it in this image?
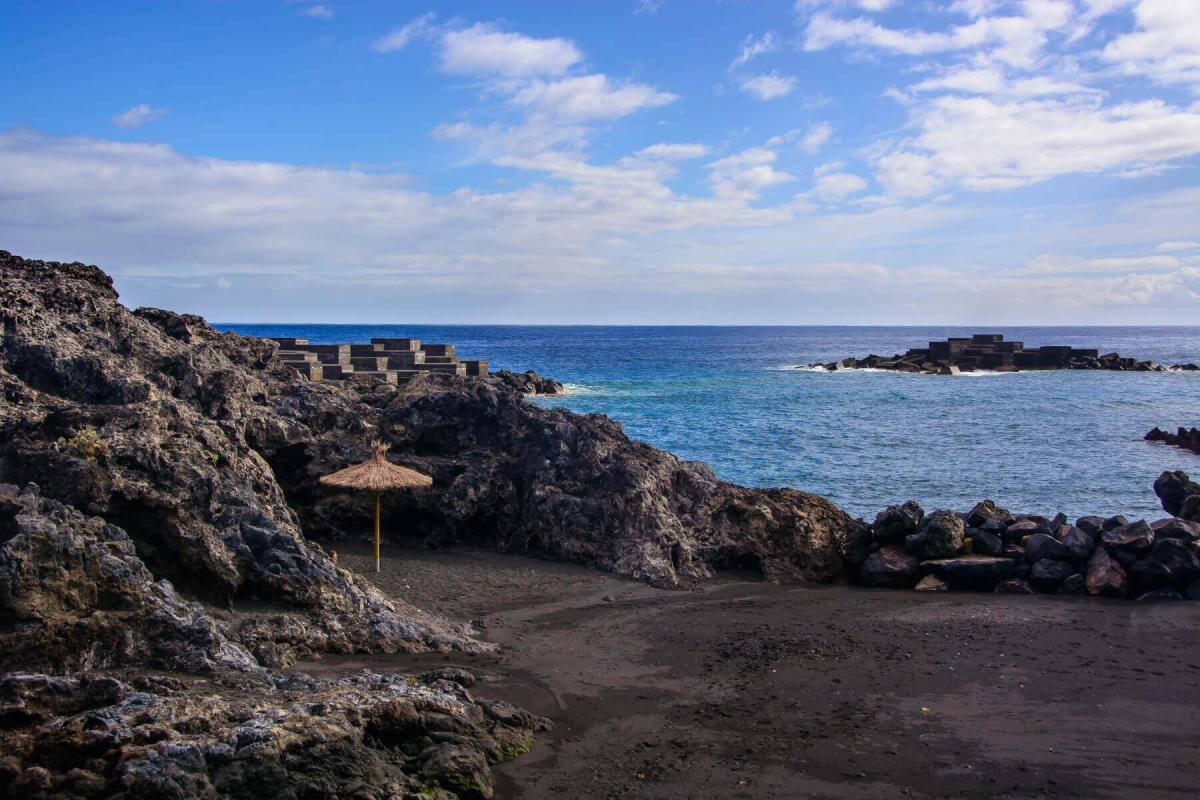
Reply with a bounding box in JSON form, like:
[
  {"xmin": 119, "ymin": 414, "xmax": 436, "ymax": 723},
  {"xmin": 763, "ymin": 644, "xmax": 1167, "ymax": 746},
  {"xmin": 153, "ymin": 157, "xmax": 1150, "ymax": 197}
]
[{"xmin": 773, "ymin": 365, "xmax": 1024, "ymax": 376}]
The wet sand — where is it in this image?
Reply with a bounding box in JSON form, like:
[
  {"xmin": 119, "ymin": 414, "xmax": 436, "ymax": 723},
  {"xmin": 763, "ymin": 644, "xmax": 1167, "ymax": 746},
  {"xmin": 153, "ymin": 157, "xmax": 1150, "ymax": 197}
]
[{"xmin": 303, "ymin": 544, "xmax": 1200, "ymax": 799}]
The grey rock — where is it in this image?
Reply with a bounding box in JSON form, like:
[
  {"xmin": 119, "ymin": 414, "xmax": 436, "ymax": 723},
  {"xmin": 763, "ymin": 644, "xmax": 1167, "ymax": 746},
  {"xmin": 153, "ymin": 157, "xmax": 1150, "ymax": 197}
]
[
  {"xmin": 860, "ymin": 545, "xmax": 921, "ymax": 589},
  {"xmin": 1029, "ymin": 559, "xmax": 1076, "ymax": 592},
  {"xmin": 1025, "ymin": 533, "xmax": 1069, "ymax": 563},
  {"xmin": 921, "ymin": 556, "xmax": 1013, "ymax": 591},
  {"xmin": 905, "ymin": 510, "xmax": 964, "ymax": 559},
  {"xmin": 872, "ymin": 501, "xmax": 923, "ymax": 545}
]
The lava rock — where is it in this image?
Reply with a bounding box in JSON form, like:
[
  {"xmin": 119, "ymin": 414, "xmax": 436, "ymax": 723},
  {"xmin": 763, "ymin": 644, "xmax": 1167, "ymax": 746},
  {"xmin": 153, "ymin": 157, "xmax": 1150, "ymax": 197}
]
[
  {"xmin": 1056, "ymin": 574, "xmax": 1087, "ymax": 595},
  {"xmin": 905, "ymin": 510, "xmax": 965, "ymax": 559},
  {"xmin": 1153, "ymin": 471, "xmax": 1200, "ymax": 518},
  {"xmin": 966, "ymin": 500, "xmax": 1013, "ymax": 529},
  {"xmin": 1025, "ymin": 533, "xmax": 1069, "ymax": 563},
  {"xmin": 1151, "ymin": 517, "xmax": 1200, "ymax": 541},
  {"xmin": 1101, "ymin": 521, "xmax": 1155, "ymax": 553},
  {"xmin": 921, "ymin": 556, "xmax": 1014, "ymax": 591},
  {"xmin": 1129, "ymin": 557, "xmax": 1175, "ymax": 590},
  {"xmin": 860, "ymin": 545, "xmax": 921, "ymax": 589},
  {"xmin": 1074, "ymin": 516, "xmax": 1106, "ymax": 536},
  {"xmin": 970, "ymin": 527, "xmax": 1004, "ymax": 557},
  {"xmin": 1029, "ymin": 558, "xmax": 1076, "ymax": 592},
  {"xmin": 915, "ymin": 574, "xmax": 950, "ymax": 592},
  {"xmin": 871, "ymin": 501, "xmax": 924, "ymax": 545},
  {"xmin": 1004, "ymin": 519, "xmax": 1044, "ymax": 543},
  {"xmin": 1061, "ymin": 527, "xmax": 1096, "ymax": 563},
  {"xmin": 1102, "ymin": 515, "xmax": 1129, "ymax": 531},
  {"xmin": 1086, "ymin": 546, "xmax": 1128, "ymax": 598},
  {"xmin": 1150, "ymin": 537, "xmax": 1200, "ymax": 578}
]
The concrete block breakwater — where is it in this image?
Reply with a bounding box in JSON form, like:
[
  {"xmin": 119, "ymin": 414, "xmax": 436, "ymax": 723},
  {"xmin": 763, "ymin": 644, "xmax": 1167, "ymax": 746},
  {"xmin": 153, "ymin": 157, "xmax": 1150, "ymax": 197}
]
[
  {"xmin": 808, "ymin": 333, "xmax": 1200, "ymax": 374},
  {"xmin": 269, "ymin": 336, "xmax": 488, "ymax": 385}
]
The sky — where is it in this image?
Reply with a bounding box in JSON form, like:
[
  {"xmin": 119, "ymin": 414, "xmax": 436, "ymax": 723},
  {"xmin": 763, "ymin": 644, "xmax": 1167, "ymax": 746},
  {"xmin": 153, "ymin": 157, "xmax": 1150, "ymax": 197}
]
[{"xmin": 1, "ymin": 0, "xmax": 1199, "ymax": 324}]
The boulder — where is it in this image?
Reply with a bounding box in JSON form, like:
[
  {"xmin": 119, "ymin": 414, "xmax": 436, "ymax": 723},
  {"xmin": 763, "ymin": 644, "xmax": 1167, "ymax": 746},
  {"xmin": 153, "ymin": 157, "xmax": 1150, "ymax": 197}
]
[
  {"xmin": 1004, "ymin": 519, "xmax": 1044, "ymax": 543},
  {"xmin": 1129, "ymin": 557, "xmax": 1175, "ymax": 590},
  {"xmin": 1186, "ymin": 578, "xmax": 1200, "ymax": 601},
  {"xmin": 1151, "ymin": 518, "xmax": 1200, "ymax": 541},
  {"xmin": 1025, "ymin": 533, "xmax": 1069, "ymax": 563},
  {"xmin": 1029, "ymin": 559, "xmax": 1077, "ymax": 593},
  {"xmin": 965, "ymin": 500, "xmax": 1013, "ymax": 529},
  {"xmin": 1150, "ymin": 537, "xmax": 1200, "ymax": 578},
  {"xmin": 969, "ymin": 527, "xmax": 1004, "ymax": 557},
  {"xmin": 1074, "ymin": 516, "xmax": 1105, "ymax": 536},
  {"xmin": 994, "ymin": 578, "xmax": 1035, "ymax": 594},
  {"xmin": 1061, "ymin": 527, "xmax": 1096, "ymax": 563},
  {"xmin": 915, "ymin": 574, "xmax": 950, "ymax": 592},
  {"xmin": 1101, "ymin": 521, "xmax": 1155, "ymax": 553},
  {"xmin": 905, "ymin": 510, "xmax": 965, "ymax": 559},
  {"xmin": 871, "ymin": 501, "xmax": 923, "ymax": 545},
  {"xmin": 1153, "ymin": 471, "xmax": 1200, "ymax": 518},
  {"xmin": 922, "ymin": 556, "xmax": 1013, "ymax": 591},
  {"xmin": 1086, "ymin": 546, "xmax": 1128, "ymax": 598},
  {"xmin": 860, "ymin": 545, "xmax": 921, "ymax": 589},
  {"xmin": 1056, "ymin": 574, "xmax": 1087, "ymax": 595},
  {"xmin": 1102, "ymin": 515, "xmax": 1129, "ymax": 531}
]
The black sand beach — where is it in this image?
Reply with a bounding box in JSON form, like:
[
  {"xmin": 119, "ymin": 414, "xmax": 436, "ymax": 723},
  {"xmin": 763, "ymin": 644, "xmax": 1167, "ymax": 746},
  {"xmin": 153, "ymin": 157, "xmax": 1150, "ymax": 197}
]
[{"xmin": 306, "ymin": 544, "xmax": 1200, "ymax": 799}]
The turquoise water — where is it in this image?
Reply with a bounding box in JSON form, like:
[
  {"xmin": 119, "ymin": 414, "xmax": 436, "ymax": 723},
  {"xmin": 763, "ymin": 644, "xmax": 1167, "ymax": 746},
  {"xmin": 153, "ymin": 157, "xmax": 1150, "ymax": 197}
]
[{"xmin": 217, "ymin": 324, "xmax": 1200, "ymax": 520}]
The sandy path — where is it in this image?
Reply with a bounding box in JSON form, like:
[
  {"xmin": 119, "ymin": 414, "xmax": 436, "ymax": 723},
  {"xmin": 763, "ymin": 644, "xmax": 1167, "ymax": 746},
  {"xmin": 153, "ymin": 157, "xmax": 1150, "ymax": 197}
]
[{"xmin": 300, "ymin": 543, "xmax": 1200, "ymax": 799}]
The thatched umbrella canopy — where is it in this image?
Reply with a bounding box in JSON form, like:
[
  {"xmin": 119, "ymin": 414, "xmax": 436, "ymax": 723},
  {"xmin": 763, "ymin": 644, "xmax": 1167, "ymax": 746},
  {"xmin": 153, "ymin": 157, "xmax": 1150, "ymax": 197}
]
[{"xmin": 320, "ymin": 441, "xmax": 431, "ymax": 572}]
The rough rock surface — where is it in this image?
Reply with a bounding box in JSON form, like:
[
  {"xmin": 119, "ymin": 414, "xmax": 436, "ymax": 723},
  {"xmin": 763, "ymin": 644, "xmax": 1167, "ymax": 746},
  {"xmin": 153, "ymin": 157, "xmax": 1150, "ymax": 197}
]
[
  {"xmin": 904, "ymin": 510, "xmax": 964, "ymax": 559},
  {"xmin": 1154, "ymin": 470, "xmax": 1200, "ymax": 522},
  {"xmin": 490, "ymin": 369, "xmax": 564, "ymax": 396},
  {"xmin": 0, "ymin": 669, "xmax": 547, "ymax": 800}
]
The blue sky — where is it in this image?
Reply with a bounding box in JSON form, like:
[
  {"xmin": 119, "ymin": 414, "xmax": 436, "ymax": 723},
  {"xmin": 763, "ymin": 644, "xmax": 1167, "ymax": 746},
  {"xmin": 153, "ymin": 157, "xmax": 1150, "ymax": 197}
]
[{"xmin": 2, "ymin": 0, "xmax": 1199, "ymax": 323}]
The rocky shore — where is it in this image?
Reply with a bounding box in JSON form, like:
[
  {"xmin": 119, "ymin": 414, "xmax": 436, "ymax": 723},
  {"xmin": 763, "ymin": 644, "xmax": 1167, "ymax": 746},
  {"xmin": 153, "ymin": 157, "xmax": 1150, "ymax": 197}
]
[
  {"xmin": 854, "ymin": 471, "xmax": 1200, "ymax": 600},
  {"xmin": 0, "ymin": 250, "xmax": 863, "ymax": 798},
  {"xmin": 1147, "ymin": 426, "xmax": 1200, "ymax": 456},
  {"xmin": 808, "ymin": 332, "xmax": 1198, "ymax": 374}
]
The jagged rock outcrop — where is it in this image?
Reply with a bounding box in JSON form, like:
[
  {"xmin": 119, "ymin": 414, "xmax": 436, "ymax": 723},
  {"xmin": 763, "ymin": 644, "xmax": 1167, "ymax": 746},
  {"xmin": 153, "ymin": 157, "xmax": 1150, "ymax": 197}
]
[
  {"xmin": 1146, "ymin": 426, "xmax": 1200, "ymax": 456},
  {"xmin": 490, "ymin": 369, "xmax": 564, "ymax": 395},
  {"xmin": 0, "ymin": 669, "xmax": 547, "ymax": 800}
]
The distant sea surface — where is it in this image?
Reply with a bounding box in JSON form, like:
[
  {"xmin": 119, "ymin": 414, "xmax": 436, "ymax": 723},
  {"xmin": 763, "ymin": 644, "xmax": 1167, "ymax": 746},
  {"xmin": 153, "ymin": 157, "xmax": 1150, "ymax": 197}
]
[{"xmin": 217, "ymin": 324, "xmax": 1200, "ymax": 521}]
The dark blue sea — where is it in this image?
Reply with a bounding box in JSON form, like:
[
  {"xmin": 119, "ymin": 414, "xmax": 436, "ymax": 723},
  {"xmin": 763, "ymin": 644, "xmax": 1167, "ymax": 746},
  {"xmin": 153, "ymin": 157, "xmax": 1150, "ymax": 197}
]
[{"xmin": 216, "ymin": 325, "xmax": 1200, "ymax": 521}]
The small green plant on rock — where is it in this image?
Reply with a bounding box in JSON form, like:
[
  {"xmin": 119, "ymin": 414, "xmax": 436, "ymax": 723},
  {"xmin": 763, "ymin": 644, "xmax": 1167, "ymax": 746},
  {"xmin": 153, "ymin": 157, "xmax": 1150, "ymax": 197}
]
[{"xmin": 62, "ymin": 426, "xmax": 107, "ymax": 460}]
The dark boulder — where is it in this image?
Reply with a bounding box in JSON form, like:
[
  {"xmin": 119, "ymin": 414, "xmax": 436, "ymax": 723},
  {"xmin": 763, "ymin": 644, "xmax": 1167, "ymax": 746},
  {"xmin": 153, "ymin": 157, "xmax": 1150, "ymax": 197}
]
[
  {"xmin": 966, "ymin": 500, "xmax": 1013, "ymax": 528},
  {"xmin": 1100, "ymin": 521, "xmax": 1155, "ymax": 553},
  {"xmin": 1029, "ymin": 558, "xmax": 1077, "ymax": 592},
  {"xmin": 1004, "ymin": 518, "xmax": 1044, "ymax": 543},
  {"xmin": 490, "ymin": 369, "xmax": 565, "ymax": 396},
  {"xmin": 1056, "ymin": 574, "xmax": 1087, "ymax": 595},
  {"xmin": 905, "ymin": 510, "xmax": 965, "ymax": 559},
  {"xmin": 1150, "ymin": 537, "xmax": 1200, "ymax": 578},
  {"xmin": 872, "ymin": 501, "xmax": 923, "ymax": 545},
  {"xmin": 969, "ymin": 527, "xmax": 1004, "ymax": 557},
  {"xmin": 1153, "ymin": 471, "xmax": 1200, "ymax": 518},
  {"xmin": 1102, "ymin": 515, "xmax": 1129, "ymax": 531},
  {"xmin": 922, "ymin": 556, "xmax": 1013, "ymax": 591},
  {"xmin": 1151, "ymin": 517, "xmax": 1200, "ymax": 541},
  {"xmin": 1074, "ymin": 515, "xmax": 1105, "ymax": 536},
  {"xmin": 860, "ymin": 545, "xmax": 921, "ymax": 589},
  {"xmin": 1061, "ymin": 526, "xmax": 1096, "ymax": 564},
  {"xmin": 1086, "ymin": 546, "xmax": 1128, "ymax": 598},
  {"xmin": 1025, "ymin": 533, "xmax": 1069, "ymax": 563},
  {"xmin": 1129, "ymin": 557, "xmax": 1175, "ymax": 590}
]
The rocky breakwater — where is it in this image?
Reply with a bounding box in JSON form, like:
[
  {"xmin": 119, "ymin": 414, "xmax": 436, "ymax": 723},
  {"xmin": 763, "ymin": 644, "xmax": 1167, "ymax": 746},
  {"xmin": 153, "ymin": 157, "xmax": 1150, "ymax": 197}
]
[
  {"xmin": 857, "ymin": 472, "xmax": 1200, "ymax": 600},
  {"xmin": 0, "ymin": 249, "xmax": 866, "ymax": 796},
  {"xmin": 1147, "ymin": 426, "xmax": 1200, "ymax": 456},
  {"xmin": 490, "ymin": 369, "xmax": 564, "ymax": 396},
  {"xmin": 807, "ymin": 333, "xmax": 1198, "ymax": 375}
]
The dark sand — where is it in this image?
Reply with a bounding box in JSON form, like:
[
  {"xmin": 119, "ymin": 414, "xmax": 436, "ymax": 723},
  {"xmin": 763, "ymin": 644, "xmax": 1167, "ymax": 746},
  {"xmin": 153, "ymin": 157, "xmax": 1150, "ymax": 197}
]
[{"xmin": 300, "ymin": 544, "xmax": 1200, "ymax": 799}]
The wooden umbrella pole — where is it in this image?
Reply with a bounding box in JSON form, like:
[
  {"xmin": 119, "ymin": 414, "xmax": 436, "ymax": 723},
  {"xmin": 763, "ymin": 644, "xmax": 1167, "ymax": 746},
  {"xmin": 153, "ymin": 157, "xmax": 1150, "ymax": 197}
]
[{"xmin": 374, "ymin": 492, "xmax": 381, "ymax": 573}]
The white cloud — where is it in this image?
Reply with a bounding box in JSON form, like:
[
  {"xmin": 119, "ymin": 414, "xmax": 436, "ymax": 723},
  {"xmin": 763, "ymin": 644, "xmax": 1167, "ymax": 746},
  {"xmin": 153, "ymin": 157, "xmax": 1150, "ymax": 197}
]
[
  {"xmin": 800, "ymin": 121, "xmax": 833, "ymax": 153},
  {"xmin": 111, "ymin": 104, "xmax": 166, "ymax": 129},
  {"xmin": 635, "ymin": 0, "xmax": 665, "ymax": 14},
  {"xmin": 1158, "ymin": 240, "xmax": 1200, "ymax": 252},
  {"xmin": 373, "ymin": 12, "xmax": 437, "ymax": 53},
  {"xmin": 812, "ymin": 163, "xmax": 868, "ymax": 200},
  {"xmin": 215, "ymin": 277, "xmax": 232, "ymax": 289},
  {"xmin": 439, "ymin": 23, "xmax": 581, "ymax": 77},
  {"xmin": 911, "ymin": 66, "xmax": 1102, "ymax": 98},
  {"xmin": 512, "ymin": 74, "xmax": 677, "ymax": 121},
  {"xmin": 874, "ymin": 95, "xmax": 1200, "ymax": 198},
  {"xmin": 740, "ymin": 72, "xmax": 798, "ymax": 101},
  {"xmin": 637, "ymin": 143, "xmax": 710, "ymax": 160},
  {"xmin": 730, "ymin": 32, "xmax": 778, "ymax": 70},
  {"xmin": 1102, "ymin": 0, "xmax": 1200, "ymax": 88},
  {"xmin": 301, "ymin": 5, "xmax": 333, "ymax": 20},
  {"xmin": 708, "ymin": 147, "xmax": 793, "ymax": 199}
]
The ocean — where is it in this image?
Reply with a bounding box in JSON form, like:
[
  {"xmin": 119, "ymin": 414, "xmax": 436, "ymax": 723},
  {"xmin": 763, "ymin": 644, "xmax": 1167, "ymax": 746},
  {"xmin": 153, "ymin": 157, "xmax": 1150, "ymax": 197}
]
[{"xmin": 216, "ymin": 324, "xmax": 1200, "ymax": 521}]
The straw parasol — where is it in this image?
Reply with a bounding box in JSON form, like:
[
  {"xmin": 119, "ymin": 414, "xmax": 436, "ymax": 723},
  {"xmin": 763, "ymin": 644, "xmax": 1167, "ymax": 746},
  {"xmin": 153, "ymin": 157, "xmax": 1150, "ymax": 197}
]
[{"xmin": 319, "ymin": 440, "xmax": 432, "ymax": 572}]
